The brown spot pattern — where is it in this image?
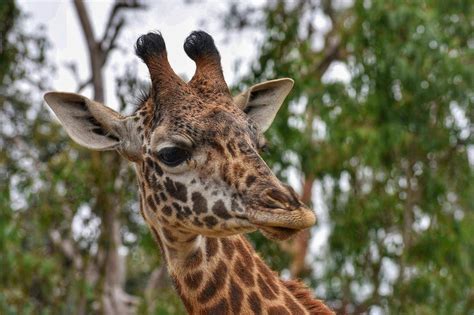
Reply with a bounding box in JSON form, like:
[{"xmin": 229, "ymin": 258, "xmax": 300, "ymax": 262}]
[
  {"xmin": 146, "ymin": 195, "xmax": 157, "ymax": 212},
  {"xmin": 193, "ymin": 217, "xmax": 203, "ymax": 227},
  {"xmin": 145, "ymin": 156, "xmax": 163, "ymax": 176},
  {"xmin": 183, "ymin": 270, "xmax": 203, "ymax": 290},
  {"xmin": 197, "ymin": 260, "xmax": 227, "ymax": 303},
  {"xmin": 246, "ymin": 175, "xmax": 257, "ymax": 187},
  {"xmin": 164, "ymin": 177, "xmax": 187, "ymax": 202},
  {"xmin": 257, "ymin": 274, "xmax": 277, "ymax": 300},
  {"xmin": 248, "ymin": 291, "xmax": 262, "ymax": 315},
  {"xmin": 284, "ymin": 293, "xmax": 306, "ymax": 314},
  {"xmin": 200, "ymin": 298, "xmax": 228, "ymax": 315},
  {"xmin": 205, "ymin": 237, "xmax": 219, "ymax": 261},
  {"xmin": 184, "ymin": 249, "xmax": 203, "ymax": 269},
  {"xmin": 235, "ymin": 239, "xmax": 254, "ymax": 269},
  {"xmin": 162, "ymin": 227, "xmax": 177, "ymax": 243},
  {"xmin": 171, "ymin": 275, "xmax": 193, "ymax": 313},
  {"xmin": 153, "ymin": 193, "xmax": 161, "ymax": 206},
  {"xmin": 234, "ymin": 257, "xmax": 255, "ymax": 287},
  {"xmin": 268, "ymin": 306, "xmax": 291, "ymax": 315},
  {"xmin": 229, "ymin": 279, "xmax": 243, "ymax": 314},
  {"xmin": 203, "ymin": 215, "xmax": 218, "ymax": 227},
  {"xmin": 212, "ymin": 200, "xmax": 231, "ymax": 219},
  {"xmin": 191, "ymin": 191, "xmax": 207, "ymax": 214},
  {"xmin": 221, "ymin": 238, "xmax": 235, "ymax": 260},
  {"xmin": 256, "ymin": 258, "xmax": 279, "ymax": 295},
  {"xmin": 161, "ymin": 205, "xmax": 172, "ymax": 216}
]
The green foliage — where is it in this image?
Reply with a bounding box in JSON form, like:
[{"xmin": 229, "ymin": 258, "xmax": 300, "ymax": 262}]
[
  {"xmin": 0, "ymin": 2, "xmax": 182, "ymax": 313},
  {"xmin": 2, "ymin": 0, "xmax": 472, "ymax": 314},
  {"xmin": 227, "ymin": 0, "xmax": 473, "ymax": 313},
  {"xmin": 0, "ymin": 1, "xmax": 65, "ymax": 313}
]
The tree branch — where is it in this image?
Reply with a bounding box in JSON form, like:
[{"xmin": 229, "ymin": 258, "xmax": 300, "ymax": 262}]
[
  {"xmin": 71, "ymin": 2, "xmax": 143, "ymax": 314},
  {"xmin": 73, "ymin": 0, "xmax": 145, "ymax": 100},
  {"xmin": 101, "ymin": 1, "xmax": 144, "ymax": 48},
  {"xmin": 315, "ymin": 37, "xmax": 343, "ymax": 75},
  {"xmin": 76, "ymin": 78, "xmax": 92, "ymax": 93},
  {"xmin": 73, "ymin": 0, "xmax": 97, "ymax": 54},
  {"xmin": 73, "ymin": 0, "xmax": 104, "ymax": 101},
  {"xmin": 100, "ymin": 1, "xmax": 145, "ymax": 63},
  {"xmin": 50, "ymin": 229, "xmax": 83, "ymax": 269},
  {"xmin": 102, "ymin": 17, "xmax": 125, "ymax": 63}
]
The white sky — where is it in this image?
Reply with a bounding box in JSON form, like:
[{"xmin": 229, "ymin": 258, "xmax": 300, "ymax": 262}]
[{"xmin": 18, "ymin": 0, "xmax": 265, "ymax": 109}]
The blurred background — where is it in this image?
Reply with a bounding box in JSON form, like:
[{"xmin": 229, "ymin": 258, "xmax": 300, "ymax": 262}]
[{"xmin": 1, "ymin": 0, "xmax": 472, "ymax": 314}]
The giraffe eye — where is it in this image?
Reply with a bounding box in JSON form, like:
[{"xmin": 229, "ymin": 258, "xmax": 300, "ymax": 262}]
[{"xmin": 157, "ymin": 147, "xmax": 190, "ymax": 167}]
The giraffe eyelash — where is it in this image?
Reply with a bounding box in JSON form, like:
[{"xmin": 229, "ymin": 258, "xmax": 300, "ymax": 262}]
[{"xmin": 133, "ymin": 87, "xmax": 151, "ymax": 111}]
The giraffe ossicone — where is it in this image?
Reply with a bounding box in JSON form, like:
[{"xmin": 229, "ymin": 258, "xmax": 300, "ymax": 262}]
[{"xmin": 44, "ymin": 30, "xmax": 333, "ymax": 314}]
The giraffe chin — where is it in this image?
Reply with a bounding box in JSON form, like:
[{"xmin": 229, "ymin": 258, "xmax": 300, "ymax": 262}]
[{"xmin": 258, "ymin": 226, "xmax": 300, "ymax": 241}]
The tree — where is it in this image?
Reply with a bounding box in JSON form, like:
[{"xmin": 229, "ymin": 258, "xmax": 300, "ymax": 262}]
[
  {"xmin": 0, "ymin": 0, "xmax": 65, "ymax": 312},
  {"xmin": 1, "ymin": 1, "xmax": 185, "ymax": 313},
  {"xmin": 71, "ymin": 1, "xmax": 143, "ymax": 313},
  {"xmin": 225, "ymin": 0, "xmax": 473, "ymax": 313},
  {"xmin": 3, "ymin": 0, "xmax": 472, "ymax": 313}
]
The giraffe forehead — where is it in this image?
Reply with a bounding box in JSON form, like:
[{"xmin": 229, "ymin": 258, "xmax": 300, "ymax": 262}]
[
  {"xmin": 136, "ymin": 84, "xmax": 258, "ymax": 139},
  {"xmin": 153, "ymin": 106, "xmax": 259, "ymax": 146}
]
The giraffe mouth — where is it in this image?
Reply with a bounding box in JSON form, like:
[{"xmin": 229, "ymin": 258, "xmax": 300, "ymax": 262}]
[
  {"xmin": 258, "ymin": 226, "xmax": 300, "ymax": 241},
  {"xmin": 250, "ymin": 207, "xmax": 316, "ymax": 241}
]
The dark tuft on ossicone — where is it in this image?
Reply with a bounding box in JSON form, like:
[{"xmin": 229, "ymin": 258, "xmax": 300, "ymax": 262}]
[
  {"xmin": 184, "ymin": 30, "xmax": 220, "ymax": 61},
  {"xmin": 135, "ymin": 32, "xmax": 167, "ymax": 62}
]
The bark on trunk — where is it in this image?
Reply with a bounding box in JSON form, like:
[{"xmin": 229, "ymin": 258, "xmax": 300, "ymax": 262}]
[
  {"xmin": 72, "ymin": 1, "xmax": 142, "ymax": 313},
  {"xmin": 289, "ymin": 175, "xmax": 314, "ymax": 277}
]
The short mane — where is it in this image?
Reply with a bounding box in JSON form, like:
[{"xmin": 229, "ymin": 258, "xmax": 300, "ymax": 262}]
[{"xmin": 283, "ymin": 279, "xmax": 334, "ymax": 314}]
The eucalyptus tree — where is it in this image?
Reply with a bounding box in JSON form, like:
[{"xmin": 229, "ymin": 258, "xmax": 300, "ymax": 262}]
[{"xmin": 226, "ymin": 0, "xmax": 473, "ymax": 313}]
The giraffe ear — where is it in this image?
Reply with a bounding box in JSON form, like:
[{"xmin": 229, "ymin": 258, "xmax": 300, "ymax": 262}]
[
  {"xmin": 44, "ymin": 92, "xmax": 126, "ymax": 151},
  {"xmin": 234, "ymin": 78, "xmax": 294, "ymax": 132}
]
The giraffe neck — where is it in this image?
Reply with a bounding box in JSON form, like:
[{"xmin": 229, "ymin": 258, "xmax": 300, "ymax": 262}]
[
  {"xmin": 136, "ymin": 168, "xmax": 333, "ymax": 314},
  {"xmin": 153, "ymin": 229, "xmax": 332, "ymax": 314}
]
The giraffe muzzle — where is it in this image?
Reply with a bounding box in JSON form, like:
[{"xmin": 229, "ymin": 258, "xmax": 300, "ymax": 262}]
[{"xmin": 249, "ymin": 207, "xmax": 316, "ymax": 240}]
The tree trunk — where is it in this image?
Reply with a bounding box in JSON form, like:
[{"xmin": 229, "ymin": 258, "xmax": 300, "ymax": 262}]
[
  {"xmin": 72, "ymin": 1, "xmax": 140, "ymax": 313},
  {"xmin": 289, "ymin": 175, "xmax": 314, "ymax": 277}
]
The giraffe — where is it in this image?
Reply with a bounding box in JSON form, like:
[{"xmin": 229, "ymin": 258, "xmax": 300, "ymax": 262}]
[{"xmin": 44, "ymin": 31, "xmax": 334, "ymax": 314}]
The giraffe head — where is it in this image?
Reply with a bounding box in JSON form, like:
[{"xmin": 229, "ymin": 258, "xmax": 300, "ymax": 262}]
[{"xmin": 44, "ymin": 31, "xmax": 315, "ymax": 241}]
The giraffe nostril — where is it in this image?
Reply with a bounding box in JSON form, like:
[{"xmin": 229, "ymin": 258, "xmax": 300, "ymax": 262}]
[
  {"xmin": 263, "ymin": 188, "xmax": 292, "ymax": 209},
  {"xmin": 283, "ymin": 184, "xmax": 305, "ymax": 208}
]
